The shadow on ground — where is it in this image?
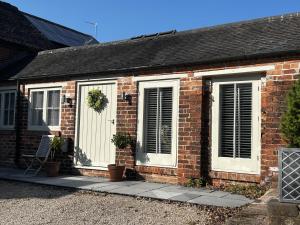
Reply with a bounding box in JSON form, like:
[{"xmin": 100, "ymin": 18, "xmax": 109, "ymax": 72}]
[{"xmin": 0, "ymin": 180, "xmax": 77, "ymax": 200}]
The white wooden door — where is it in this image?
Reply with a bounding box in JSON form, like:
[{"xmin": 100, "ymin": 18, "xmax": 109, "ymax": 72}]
[{"xmin": 75, "ymin": 81, "xmax": 117, "ymax": 168}]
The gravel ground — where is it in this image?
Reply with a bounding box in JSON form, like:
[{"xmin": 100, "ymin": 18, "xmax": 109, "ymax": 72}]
[{"xmin": 0, "ymin": 180, "xmax": 239, "ymax": 225}]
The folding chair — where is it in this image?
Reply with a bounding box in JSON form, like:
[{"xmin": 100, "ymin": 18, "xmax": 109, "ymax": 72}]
[{"xmin": 23, "ymin": 135, "xmax": 54, "ymax": 176}]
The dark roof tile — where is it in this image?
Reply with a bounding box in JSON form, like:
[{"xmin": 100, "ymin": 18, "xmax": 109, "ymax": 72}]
[{"xmin": 15, "ymin": 12, "xmax": 300, "ymax": 79}]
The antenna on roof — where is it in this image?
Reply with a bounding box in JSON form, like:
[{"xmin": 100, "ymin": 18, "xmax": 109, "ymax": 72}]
[{"xmin": 85, "ymin": 21, "xmax": 98, "ymax": 40}]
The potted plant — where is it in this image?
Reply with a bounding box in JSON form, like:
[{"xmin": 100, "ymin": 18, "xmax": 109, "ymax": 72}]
[
  {"xmin": 280, "ymin": 79, "xmax": 300, "ymax": 148},
  {"xmin": 45, "ymin": 136, "xmax": 64, "ymax": 177},
  {"xmin": 109, "ymin": 133, "xmax": 133, "ymax": 181}
]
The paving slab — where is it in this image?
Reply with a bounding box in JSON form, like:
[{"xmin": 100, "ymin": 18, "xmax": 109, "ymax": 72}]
[
  {"xmin": 169, "ymin": 193, "xmax": 202, "ymax": 202},
  {"xmin": 188, "ymin": 195, "xmax": 249, "ymax": 208},
  {"xmin": 0, "ymin": 167, "xmax": 253, "ymax": 208},
  {"xmin": 108, "ymin": 186, "xmax": 149, "ymax": 195},
  {"xmin": 138, "ymin": 189, "xmax": 182, "ymax": 200}
]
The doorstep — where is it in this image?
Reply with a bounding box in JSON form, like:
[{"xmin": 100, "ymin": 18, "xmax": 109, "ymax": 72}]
[{"xmin": 0, "ymin": 167, "xmax": 253, "ymax": 208}]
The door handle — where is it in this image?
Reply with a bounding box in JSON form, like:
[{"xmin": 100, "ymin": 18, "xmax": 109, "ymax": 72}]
[{"xmin": 108, "ymin": 119, "xmax": 115, "ymax": 125}]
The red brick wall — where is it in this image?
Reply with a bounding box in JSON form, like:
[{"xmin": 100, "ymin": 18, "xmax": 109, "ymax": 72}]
[{"xmin": 1, "ymin": 56, "xmax": 298, "ymax": 186}]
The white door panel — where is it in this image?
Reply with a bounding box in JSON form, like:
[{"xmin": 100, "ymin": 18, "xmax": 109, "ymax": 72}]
[{"xmin": 75, "ymin": 81, "xmax": 116, "ymax": 168}]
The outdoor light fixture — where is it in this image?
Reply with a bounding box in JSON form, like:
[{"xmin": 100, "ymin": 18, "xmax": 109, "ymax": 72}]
[
  {"xmin": 122, "ymin": 92, "xmax": 132, "ymax": 105},
  {"xmin": 62, "ymin": 94, "xmax": 73, "ymax": 107}
]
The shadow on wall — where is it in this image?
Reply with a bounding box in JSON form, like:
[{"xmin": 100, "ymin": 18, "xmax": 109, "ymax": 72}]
[{"xmin": 74, "ymin": 146, "xmax": 92, "ymax": 166}]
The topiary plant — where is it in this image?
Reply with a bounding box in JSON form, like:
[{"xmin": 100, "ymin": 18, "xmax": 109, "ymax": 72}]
[
  {"xmin": 111, "ymin": 133, "xmax": 133, "ymax": 149},
  {"xmin": 280, "ymin": 79, "xmax": 300, "ymax": 148}
]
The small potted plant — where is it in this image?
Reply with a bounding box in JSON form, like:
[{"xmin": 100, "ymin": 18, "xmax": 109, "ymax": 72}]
[
  {"xmin": 45, "ymin": 136, "xmax": 64, "ymax": 177},
  {"xmin": 109, "ymin": 133, "xmax": 133, "ymax": 181}
]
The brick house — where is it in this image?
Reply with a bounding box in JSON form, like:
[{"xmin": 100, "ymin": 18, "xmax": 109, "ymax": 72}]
[{"xmin": 1, "ymin": 9, "xmax": 300, "ymax": 185}]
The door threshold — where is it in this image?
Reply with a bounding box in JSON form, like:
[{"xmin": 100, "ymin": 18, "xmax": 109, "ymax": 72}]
[{"xmin": 74, "ymin": 165, "xmax": 108, "ymax": 171}]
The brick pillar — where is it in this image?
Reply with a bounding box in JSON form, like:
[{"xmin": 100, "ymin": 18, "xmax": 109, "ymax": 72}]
[
  {"xmin": 115, "ymin": 77, "xmax": 137, "ymax": 168},
  {"xmin": 177, "ymin": 74, "xmax": 202, "ymax": 184}
]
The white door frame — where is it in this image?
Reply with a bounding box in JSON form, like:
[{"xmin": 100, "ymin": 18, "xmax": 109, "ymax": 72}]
[
  {"xmin": 211, "ymin": 75, "xmax": 261, "ymax": 174},
  {"xmin": 136, "ymin": 79, "xmax": 180, "ymax": 168},
  {"xmin": 74, "ymin": 79, "xmax": 117, "ymax": 170}
]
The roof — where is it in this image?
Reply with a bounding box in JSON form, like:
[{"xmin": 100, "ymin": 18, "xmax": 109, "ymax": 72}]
[
  {"xmin": 0, "ymin": 1, "xmax": 54, "ymax": 50},
  {"xmin": 23, "ymin": 13, "xmax": 98, "ymax": 47},
  {"xmin": 15, "ymin": 12, "xmax": 300, "ymax": 80}
]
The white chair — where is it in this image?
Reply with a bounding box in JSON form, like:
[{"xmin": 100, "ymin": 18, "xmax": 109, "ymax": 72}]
[{"xmin": 23, "ymin": 135, "xmax": 54, "ymax": 176}]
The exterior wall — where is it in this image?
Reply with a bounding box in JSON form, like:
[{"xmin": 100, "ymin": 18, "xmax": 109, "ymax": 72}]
[
  {"xmin": 198, "ymin": 59, "xmax": 299, "ymax": 186},
  {"xmin": 1, "ymin": 56, "xmax": 299, "ymax": 185},
  {"xmin": 0, "ymin": 40, "xmax": 23, "ymax": 167}
]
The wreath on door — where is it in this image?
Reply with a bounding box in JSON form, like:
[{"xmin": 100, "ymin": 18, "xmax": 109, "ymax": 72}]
[{"xmin": 86, "ymin": 88, "xmax": 108, "ymax": 113}]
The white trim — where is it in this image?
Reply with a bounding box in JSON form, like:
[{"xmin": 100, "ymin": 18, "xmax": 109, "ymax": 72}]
[
  {"xmin": 211, "ymin": 76, "xmax": 261, "ymax": 174},
  {"xmin": 74, "ymin": 165, "xmax": 108, "ymax": 171},
  {"xmin": 75, "ymin": 75, "xmax": 124, "ymax": 82},
  {"xmin": 25, "ymin": 82, "xmax": 67, "ymax": 89},
  {"xmin": 136, "ymin": 79, "xmax": 179, "ymax": 167},
  {"xmin": 28, "ymin": 87, "xmax": 62, "ymax": 131},
  {"xmin": 195, "ymin": 65, "xmax": 275, "ymax": 77},
  {"xmin": 133, "ymin": 73, "xmax": 187, "ymax": 82}
]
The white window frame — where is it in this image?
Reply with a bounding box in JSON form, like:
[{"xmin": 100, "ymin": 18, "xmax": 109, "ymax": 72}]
[
  {"xmin": 211, "ymin": 75, "xmax": 261, "ymax": 174},
  {"xmin": 136, "ymin": 79, "xmax": 179, "ymax": 167},
  {"xmin": 0, "ymin": 89, "xmax": 16, "ymax": 130},
  {"xmin": 28, "ymin": 87, "xmax": 62, "ymax": 131}
]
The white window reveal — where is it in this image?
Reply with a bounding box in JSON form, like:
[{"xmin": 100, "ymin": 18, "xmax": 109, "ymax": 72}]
[
  {"xmin": 29, "ymin": 88, "xmax": 61, "ymax": 130},
  {"xmin": 137, "ymin": 80, "xmax": 179, "ymax": 167},
  {"xmin": 211, "ymin": 76, "xmax": 261, "ymax": 174},
  {"xmin": 0, "ymin": 90, "xmax": 16, "ymax": 129}
]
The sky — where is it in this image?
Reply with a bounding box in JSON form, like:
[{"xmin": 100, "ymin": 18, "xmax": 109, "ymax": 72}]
[{"xmin": 4, "ymin": 0, "xmax": 300, "ymax": 42}]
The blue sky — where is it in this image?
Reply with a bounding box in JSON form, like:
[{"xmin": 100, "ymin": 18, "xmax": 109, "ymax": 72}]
[{"xmin": 4, "ymin": 0, "xmax": 300, "ymax": 42}]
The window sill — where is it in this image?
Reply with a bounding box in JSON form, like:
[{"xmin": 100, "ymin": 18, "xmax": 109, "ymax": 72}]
[{"xmin": 27, "ymin": 126, "xmax": 61, "ymax": 132}]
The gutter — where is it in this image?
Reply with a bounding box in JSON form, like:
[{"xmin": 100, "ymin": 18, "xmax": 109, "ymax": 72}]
[{"xmin": 14, "ymin": 79, "xmax": 21, "ymax": 167}]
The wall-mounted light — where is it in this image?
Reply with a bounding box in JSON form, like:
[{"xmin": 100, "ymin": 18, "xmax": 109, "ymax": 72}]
[
  {"xmin": 122, "ymin": 92, "xmax": 132, "ymax": 105},
  {"xmin": 62, "ymin": 94, "xmax": 73, "ymax": 107}
]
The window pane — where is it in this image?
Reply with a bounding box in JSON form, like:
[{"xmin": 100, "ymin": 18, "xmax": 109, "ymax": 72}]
[
  {"xmin": 144, "ymin": 88, "xmax": 158, "ymax": 153},
  {"xmin": 236, "ymin": 83, "xmax": 252, "ymax": 159},
  {"xmin": 31, "ymin": 91, "xmax": 44, "ymax": 126},
  {"xmin": 160, "ymin": 87, "xmax": 173, "ymax": 154},
  {"xmin": 47, "ymin": 90, "xmax": 60, "ymax": 108},
  {"xmin": 219, "ymin": 84, "xmax": 235, "ymax": 157},
  {"xmin": 47, "ymin": 109, "xmax": 59, "ymax": 126},
  {"xmin": 47, "ymin": 90, "xmax": 60, "ymax": 126}
]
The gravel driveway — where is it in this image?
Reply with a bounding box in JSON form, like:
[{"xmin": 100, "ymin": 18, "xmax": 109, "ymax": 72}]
[{"xmin": 0, "ymin": 180, "xmax": 237, "ymax": 225}]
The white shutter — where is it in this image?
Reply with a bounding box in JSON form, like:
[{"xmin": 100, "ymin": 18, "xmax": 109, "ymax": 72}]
[
  {"xmin": 144, "ymin": 88, "xmax": 158, "ymax": 153},
  {"xmin": 219, "ymin": 83, "xmax": 252, "ymax": 159},
  {"xmin": 236, "ymin": 83, "xmax": 252, "ymax": 158},
  {"xmin": 144, "ymin": 87, "xmax": 173, "ymax": 154}
]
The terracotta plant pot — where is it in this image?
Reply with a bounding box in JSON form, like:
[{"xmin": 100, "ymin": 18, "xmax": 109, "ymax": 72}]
[
  {"xmin": 45, "ymin": 161, "xmax": 61, "ymax": 177},
  {"xmin": 108, "ymin": 164, "xmax": 125, "ymax": 182}
]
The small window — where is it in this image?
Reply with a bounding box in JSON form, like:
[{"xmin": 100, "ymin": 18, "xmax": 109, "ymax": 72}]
[
  {"xmin": 29, "ymin": 88, "xmax": 61, "ymax": 130},
  {"xmin": 0, "ymin": 90, "xmax": 16, "ymax": 129}
]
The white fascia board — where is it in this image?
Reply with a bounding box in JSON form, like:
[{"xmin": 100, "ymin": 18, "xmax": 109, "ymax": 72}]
[
  {"xmin": 195, "ymin": 65, "xmax": 275, "ymax": 77},
  {"xmin": 133, "ymin": 73, "xmax": 188, "ymax": 82}
]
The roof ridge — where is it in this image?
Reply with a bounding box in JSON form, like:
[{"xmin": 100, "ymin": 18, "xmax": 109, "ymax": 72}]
[{"xmin": 22, "ymin": 12, "xmax": 96, "ymax": 38}]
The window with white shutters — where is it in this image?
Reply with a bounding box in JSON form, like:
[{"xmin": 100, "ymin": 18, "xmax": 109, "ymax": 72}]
[
  {"xmin": 219, "ymin": 83, "xmax": 252, "ymax": 159},
  {"xmin": 144, "ymin": 87, "xmax": 173, "ymax": 154}
]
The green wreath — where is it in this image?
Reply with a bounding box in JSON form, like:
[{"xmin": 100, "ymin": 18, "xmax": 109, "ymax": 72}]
[{"xmin": 87, "ymin": 89, "xmax": 107, "ymax": 113}]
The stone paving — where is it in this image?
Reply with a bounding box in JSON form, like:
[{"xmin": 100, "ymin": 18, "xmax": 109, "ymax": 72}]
[{"xmin": 0, "ymin": 167, "xmax": 253, "ymax": 208}]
